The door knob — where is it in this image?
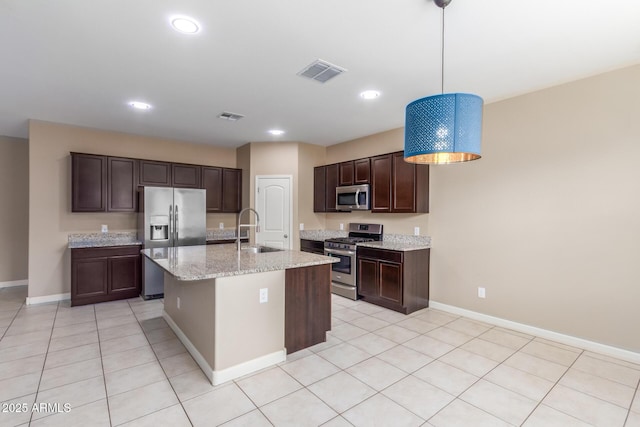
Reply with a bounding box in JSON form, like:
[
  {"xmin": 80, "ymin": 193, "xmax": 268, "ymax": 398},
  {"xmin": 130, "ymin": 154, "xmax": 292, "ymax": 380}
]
[{"xmin": 284, "ymin": 234, "xmax": 288, "ymax": 238}]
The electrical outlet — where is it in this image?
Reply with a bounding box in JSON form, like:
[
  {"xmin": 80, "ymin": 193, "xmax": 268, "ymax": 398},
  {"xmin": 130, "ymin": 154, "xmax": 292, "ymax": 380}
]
[
  {"xmin": 339, "ymin": 223, "xmax": 344, "ymax": 230},
  {"xmin": 259, "ymin": 288, "xmax": 268, "ymax": 304},
  {"xmin": 414, "ymin": 227, "xmax": 420, "ymax": 236},
  {"xmin": 299, "ymin": 223, "xmax": 304, "ymax": 231},
  {"xmin": 478, "ymin": 287, "xmax": 486, "ymax": 298},
  {"xmin": 177, "ymin": 297, "xmax": 181, "ymax": 309},
  {"xmin": 219, "ymin": 222, "xmax": 224, "ymax": 230},
  {"xmin": 101, "ymin": 224, "xmax": 108, "ymax": 233}
]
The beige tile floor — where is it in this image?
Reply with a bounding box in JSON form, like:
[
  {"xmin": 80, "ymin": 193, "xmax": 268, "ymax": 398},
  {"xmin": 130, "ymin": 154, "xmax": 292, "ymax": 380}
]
[{"xmin": 0, "ymin": 284, "xmax": 638, "ymax": 426}]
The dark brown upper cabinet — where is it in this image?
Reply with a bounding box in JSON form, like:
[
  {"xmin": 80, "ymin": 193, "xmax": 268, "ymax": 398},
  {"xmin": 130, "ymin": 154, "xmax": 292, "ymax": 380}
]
[
  {"xmin": 139, "ymin": 160, "xmax": 172, "ymax": 187},
  {"xmin": 325, "ymin": 163, "xmax": 339, "ymax": 212},
  {"xmin": 201, "ymin": 167, "xmax": 241, "ymax": 213},
  {"xmin": 72, "ymin": 153, "xmax": 107, "ymax": 212},
  {"xmin": 222, "ymin": 168, "xmax": 241, "ymax": 213},
  {"xmin": 202, "ymin": 166, "xmax": 223, "ymax": 212},
  {"xmin": 370, "ymin": 151, "xmax": 429, "ymax": 213},
  {"xmin": 354, "ymin": 158, "xmax": 371, "ymax": 184},
  {"xmin": 339, "ymin": 161, "xmax": 354, "ymax": 186},
  {"xmin": 172, "ymin": 163, "xmax": 201, "ymax": 188},
  {"xmin": 107, "ymin": 157, "xmax": 138, "ymax": 212},
  {"xmin": 313, "ymin": 166, "xmax": 326, "ymax": 212}
]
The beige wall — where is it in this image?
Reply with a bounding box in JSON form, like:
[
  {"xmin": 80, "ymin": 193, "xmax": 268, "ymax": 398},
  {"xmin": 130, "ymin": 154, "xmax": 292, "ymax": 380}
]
[
  {"xmin": 324, "ymin": 128, "xmax": 430, "ymax": 235},
  {"xmin": 0, "ymin": 136, "xmax": 29, "ymax": 283},
  {"xmin": 429, "ymin": 64, "xmax": 640, "ymax": 352},
  {"xmin": 28, "ymin": 120, "xmax": 237, "ymax": 298}
]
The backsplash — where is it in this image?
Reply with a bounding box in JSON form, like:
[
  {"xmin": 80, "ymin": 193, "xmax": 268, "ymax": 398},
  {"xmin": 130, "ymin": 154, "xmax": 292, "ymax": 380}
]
[
  {"xmin": 383, "ymin": 233, "xmax": 431, "ymax": 246},
  {"xmin": 299, "ymin": 230, "xmax": 348, "ymax": 241}
]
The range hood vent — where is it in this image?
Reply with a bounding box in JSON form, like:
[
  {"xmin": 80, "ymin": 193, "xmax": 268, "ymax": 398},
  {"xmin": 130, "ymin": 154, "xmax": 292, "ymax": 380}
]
[
  {"xmin": 218, "ymin": 111, "xmax": 245, "ymax": 121},
  {"xmin": 297, "ymin": 59, "xmax": 346, "ymax": 83}
]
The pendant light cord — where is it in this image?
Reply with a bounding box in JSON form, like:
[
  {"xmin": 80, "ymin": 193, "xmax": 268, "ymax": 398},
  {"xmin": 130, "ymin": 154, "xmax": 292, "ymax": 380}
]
[{"xmin": 441, "ymin": 5, "xmax": 445, "ymax": 94}]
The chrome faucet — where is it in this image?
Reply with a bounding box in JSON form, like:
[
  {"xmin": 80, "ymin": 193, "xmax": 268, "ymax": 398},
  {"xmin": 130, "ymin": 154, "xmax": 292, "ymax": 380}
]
[{"xmin": 237, "ymin": 208, "xmax": 260, "ymax": 252}]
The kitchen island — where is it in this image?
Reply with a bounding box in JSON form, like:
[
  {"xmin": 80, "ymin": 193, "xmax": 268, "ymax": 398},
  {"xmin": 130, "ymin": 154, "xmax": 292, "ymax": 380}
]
[{"xmin": 142, "ymin": 244, "xmax": 336, "ymax": 385}]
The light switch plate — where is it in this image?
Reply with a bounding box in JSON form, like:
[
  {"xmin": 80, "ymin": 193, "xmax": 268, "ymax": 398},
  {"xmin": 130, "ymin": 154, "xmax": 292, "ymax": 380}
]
[
  {"xmin": 219, "ymin": 222, "xmax": 224, "ymax": 229},
  {"xmin": 299, "ymin": 223, "xmax": 304, "ymax": 231},
  {"xmin": 339, "ymin": 223, "xmax": 344, "ymax": 230},
  {"xmin": 101, "ymin": 224, "xmax": 108, "ymax": 233},
  {"xmin": 414, "ymin": 227, "xmax": 420, "ymax": 236},
  {"xmin": 259, "ymin": 288, "xmax": 268, "ymax": 304}
]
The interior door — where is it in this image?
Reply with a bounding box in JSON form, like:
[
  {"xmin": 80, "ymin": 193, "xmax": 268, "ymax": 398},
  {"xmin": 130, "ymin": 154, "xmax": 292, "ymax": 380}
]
[{"xmin": 255, "ymin": 176, "xmax": 292, "ymax": 249}]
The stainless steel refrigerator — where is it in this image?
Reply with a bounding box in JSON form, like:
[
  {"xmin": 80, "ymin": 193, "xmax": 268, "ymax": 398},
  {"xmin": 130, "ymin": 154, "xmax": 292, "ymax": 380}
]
[{"xmin": 138, "ymin": 187, "xmax": 206, "ymax": 299}]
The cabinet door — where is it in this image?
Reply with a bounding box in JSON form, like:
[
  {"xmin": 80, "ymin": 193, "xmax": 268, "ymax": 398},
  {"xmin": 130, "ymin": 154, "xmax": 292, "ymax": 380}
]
[
  {"xmin": 379, "ymin": 261, "xmax": 403, "ymax": 304},
  {"xmin": 392, "ymin": 152, "xmax": 416, "ymax": 212},
  {"xmin": 370, "ymin": 154, "xmax": 392, "ymax": 212},
  {"xmin": 172, "ymin": 163, "xmax": 201, "ymax": 188},
  {"xmin": 357, "ymin": 257, "xmax": 378, "ymax": 297},
  {"xmin": 339, "ymin": 161, "xmax": 354, "ymax": 186},
  {"xmin": 354, "ymin": 158, "xmax": 371, "ymax": 184},
  {"xmin": 325, "ymin": 163, "xmax": 339, "ymax": 212},
  {"xmin": 107, "ymin": 157, "xmax": 137, "ymax": 212},
  {"xmin": 72, "ymin": 153, "xmax": 107, "ymax": 212},
  {"xmin": 222, "ymin": 168, "xmax": 241, "ymax": 213},
  {"xmin": 109, "ymin": 254, "xmax": 140, "ymax": 295},
  {"xmin": 202, "ymin": 167, "xmax": 223, "ymax": 212},
  {"xmin": 313, "ymin": 166, "xmax": 326, "ymax": 212},
  {"xmin": 139, "ymin": 160, "xmax": 171, "ymax": 186},
  {"xmin": 72, "ymin": 257, "xmax": 108, "ymax": 299}
]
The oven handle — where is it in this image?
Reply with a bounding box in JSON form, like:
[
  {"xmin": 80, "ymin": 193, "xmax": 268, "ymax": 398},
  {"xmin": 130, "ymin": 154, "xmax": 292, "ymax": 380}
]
[{"xmin": 324, "ymin": 248, "xmax": 356, "ymax": 257}]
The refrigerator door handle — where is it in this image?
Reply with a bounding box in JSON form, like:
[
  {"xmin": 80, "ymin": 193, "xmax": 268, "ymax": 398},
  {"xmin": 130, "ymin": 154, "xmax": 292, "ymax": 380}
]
[
  {"xmin": 175, "ymin": 205, "xmax": 179, "ymax": 244},
  {"xmin": 169, "ymin": 205, "xmax": 173, "ymax": 242}
]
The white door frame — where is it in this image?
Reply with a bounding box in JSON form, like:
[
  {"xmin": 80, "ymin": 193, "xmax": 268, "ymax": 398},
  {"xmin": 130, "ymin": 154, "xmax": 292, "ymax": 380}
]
[{"xmin": 255, "ymin": 175, "xmax": 293, "ymax": 249}]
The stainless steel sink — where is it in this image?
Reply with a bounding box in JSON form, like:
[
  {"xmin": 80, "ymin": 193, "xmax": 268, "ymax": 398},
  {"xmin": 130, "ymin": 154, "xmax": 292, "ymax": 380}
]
[{"xmin": 240, "ymin": 246, "xmax": 284, "ymax": 254}]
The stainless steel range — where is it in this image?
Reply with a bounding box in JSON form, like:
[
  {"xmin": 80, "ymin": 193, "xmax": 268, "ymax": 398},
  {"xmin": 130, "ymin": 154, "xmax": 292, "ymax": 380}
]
[{"xmin": 324, "ymin": 223, "xmax": 383, "ymax": 300}]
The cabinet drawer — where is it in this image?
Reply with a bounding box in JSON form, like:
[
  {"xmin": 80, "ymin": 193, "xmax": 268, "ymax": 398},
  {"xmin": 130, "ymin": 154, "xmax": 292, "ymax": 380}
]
[
  {"xmin": 71, "ymin": 245, "xmax": 141, "ymax": 260},
  {"xmin": 357, "ymin": 247, "xmax": 403, "ymax": 263}
]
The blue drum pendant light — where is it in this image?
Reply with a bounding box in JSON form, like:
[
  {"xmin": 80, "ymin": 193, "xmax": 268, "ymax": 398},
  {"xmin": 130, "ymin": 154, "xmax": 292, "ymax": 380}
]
[{"xmin": 404, "ymin": 0, "xmax": 483, "ymax": 164}]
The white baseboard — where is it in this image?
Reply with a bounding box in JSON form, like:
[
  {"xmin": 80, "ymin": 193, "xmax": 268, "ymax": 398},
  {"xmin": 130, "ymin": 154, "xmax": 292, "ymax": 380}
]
[
  {"xmin": 0, "ymin": 280, "xmax": 28, "ymax": 289},
  {"xmin": 26, "ymin": 293, "xmax": 70, "ymax": 305},
  {"xmin": 163, "ymin": 310, "xmax": 286, "ymax": 386},
  {"xmin": 212, "ymin": 349, "xmax": 286, "ymax": 386},
  {"xmin": 429, "ymin": 301, "xmax": 640, "ymax": 365}
]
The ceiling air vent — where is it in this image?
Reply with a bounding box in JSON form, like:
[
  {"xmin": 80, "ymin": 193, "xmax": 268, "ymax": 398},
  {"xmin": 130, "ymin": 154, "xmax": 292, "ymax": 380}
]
[
  {"xmin": 297, "ymin": 59, "xmax": 347, "ymax": 83},
  {"xmin": 218, "ymin": 112, "xmax": 245, "ymax": 121}
]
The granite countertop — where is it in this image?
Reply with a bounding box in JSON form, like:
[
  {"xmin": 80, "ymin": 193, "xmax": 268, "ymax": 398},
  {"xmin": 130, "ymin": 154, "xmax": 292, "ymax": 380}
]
[
  {"xmin": 68, "ymin": 232, "xmax": 142, "ymax": 249},
  {"xmin": 142, "ymin": 244, "xmax": 337, "ymax": 281},
  {"xmin": 206, "ymin": 229, "xmax": 248, "ymax": 242}
]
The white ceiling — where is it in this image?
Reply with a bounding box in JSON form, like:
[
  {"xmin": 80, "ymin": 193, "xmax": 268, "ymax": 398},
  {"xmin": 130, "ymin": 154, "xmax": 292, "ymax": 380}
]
[{"xmin": 1, "ymin": 0, "xmax": 639, "ymax": 148}]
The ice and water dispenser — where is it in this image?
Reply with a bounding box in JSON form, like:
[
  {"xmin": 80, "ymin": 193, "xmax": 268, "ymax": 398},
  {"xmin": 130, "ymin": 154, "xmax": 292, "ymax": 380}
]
[{"xmin": 149, "ymin": 215, "xmax": 169, "ymax": 241}]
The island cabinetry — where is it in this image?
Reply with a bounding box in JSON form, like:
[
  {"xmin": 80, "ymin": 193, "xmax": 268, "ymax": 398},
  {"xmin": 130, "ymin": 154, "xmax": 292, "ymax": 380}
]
[
  {"xmin": 71, "ymin": 245, "xmax": 141, "ymax": 306},
  {"xmin": 171, "ymin": 163, "xmax": 201, "ymax": 188},
  {"xmin": 285, "ymin": 264, "xmax": 331, "ymax": 354},
  {"xmin": 139, "ymin": 159, "xmax": 172, "ymax": 187},
  {"xmin": 300, "ymin": 239, "xmax": 324, "ymax": 255},
  {"xmin": 72, "ymin": 153, "xmax": 107, "ymax": 212},
  {"xmin": 357, "ymin": 246, "xmax": 430, "ymax": 314}
]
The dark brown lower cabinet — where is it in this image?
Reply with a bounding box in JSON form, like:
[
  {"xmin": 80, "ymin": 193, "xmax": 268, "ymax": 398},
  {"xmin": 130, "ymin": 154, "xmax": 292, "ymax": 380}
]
[
  {"xmin": 357, "ymin": 247, "xmax": 430, "ymax": 314},
  {"xmin": 285, "ymin": 264, "xmax": 331, "ymax": 354},
  {"xmin": 299, "ymin": 239, "xmax": 324, "ymax": 255},
  {"xmin": 71, "ymin": 245, "xmax": 141, "ymax": 306}
]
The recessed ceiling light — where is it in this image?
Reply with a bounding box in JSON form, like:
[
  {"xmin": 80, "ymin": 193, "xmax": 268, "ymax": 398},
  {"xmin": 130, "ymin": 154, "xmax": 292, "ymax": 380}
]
[
  {"xmin": 268, "ymin": 129, "xmax": 285, "ymax": 136},
  {"xmin": 128, "ymin": 101, "xmax": 152, "ymax": 110},
  {"xmin": 360, "ymin": 90, "xmax": 381, "ymax": 100},
  {"xmin": 170, "ymin": 16, "xmax": 200, "ymax": 34}
]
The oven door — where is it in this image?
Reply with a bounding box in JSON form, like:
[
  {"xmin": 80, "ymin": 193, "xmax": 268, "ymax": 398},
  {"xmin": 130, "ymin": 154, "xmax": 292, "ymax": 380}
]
[{"xmin": 324, "ymin": 248, "xmax": 356, "ymax": 287}]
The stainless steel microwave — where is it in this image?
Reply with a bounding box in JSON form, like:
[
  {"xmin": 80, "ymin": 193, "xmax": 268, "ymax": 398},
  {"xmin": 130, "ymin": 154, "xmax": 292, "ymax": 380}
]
[{"xmin": 336, "ymin": 184, "xmax": 370, "ymax": 211}]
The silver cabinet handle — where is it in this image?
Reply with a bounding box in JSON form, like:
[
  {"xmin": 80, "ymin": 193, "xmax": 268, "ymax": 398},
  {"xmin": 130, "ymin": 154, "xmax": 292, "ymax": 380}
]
[{"xmin": 355, "ymin": 189, "xmax": 360, "ymax": 209}]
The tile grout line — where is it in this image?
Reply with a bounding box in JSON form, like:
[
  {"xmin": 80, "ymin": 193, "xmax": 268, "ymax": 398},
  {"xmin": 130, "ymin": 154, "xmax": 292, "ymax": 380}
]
[
  {"xmin": 126, "ymin": 298, "xmax": 195, "ymax": 427},
  {"xmin": 94, "ymin": 303, "xmax": 116, "ymax": 427},
  {"xmin": 622, "ymin": 375, "xmax": 640, "ymax": 427},
  {"xmin": 26, "ymin": 302, "xmax": 60, "ymax": 426}
]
